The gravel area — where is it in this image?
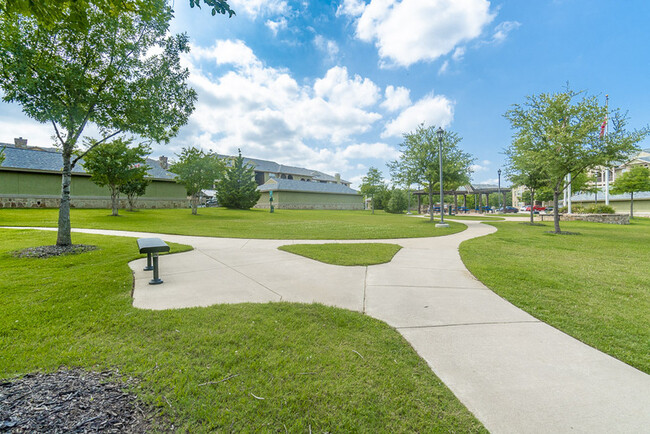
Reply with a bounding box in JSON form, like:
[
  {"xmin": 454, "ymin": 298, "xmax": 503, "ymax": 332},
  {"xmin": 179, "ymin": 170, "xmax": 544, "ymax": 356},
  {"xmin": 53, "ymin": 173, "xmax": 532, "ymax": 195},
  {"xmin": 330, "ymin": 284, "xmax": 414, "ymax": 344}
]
[
  {"xmin": 0, "ymin": 369, "xmax": 162, "ymax": 433},
  {"xmin": 12, "ymin": 244, "xmax": 98, "ymax": 259}
]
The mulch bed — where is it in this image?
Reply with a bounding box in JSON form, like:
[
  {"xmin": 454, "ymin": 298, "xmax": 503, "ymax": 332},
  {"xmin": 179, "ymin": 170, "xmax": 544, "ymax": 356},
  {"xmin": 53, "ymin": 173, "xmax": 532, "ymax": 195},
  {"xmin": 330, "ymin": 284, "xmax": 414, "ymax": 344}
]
[
  {"xmin": 0, "ymin": 369, "xmax": 162, "ymax": 433},
  {"xmin": 12, "ymin": 245, "xmax": 98, "ymax": 259}
]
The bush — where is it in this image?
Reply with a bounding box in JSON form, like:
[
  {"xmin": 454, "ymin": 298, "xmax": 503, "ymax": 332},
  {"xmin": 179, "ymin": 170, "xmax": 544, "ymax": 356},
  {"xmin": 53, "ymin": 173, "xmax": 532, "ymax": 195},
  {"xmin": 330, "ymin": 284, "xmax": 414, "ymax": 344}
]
[
  {"xmin": 559, "ymin": 205, "xmax": 584, "ymax": 214},
  {"xmin": 585, "ymin": 204, "xmax": 615, "ymax": 214},
  {"xmin": 386, "ymin": 189, "xmax": 408, "ymax": 214}
]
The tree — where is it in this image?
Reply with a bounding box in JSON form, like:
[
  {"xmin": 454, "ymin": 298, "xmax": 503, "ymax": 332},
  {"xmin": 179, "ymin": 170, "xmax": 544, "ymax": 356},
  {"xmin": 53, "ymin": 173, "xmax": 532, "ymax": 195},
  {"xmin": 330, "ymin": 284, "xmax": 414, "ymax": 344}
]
[
  {"xmin": 0, "ymin": 0, "xmax": 235, "ymax": 30},
  {"xmin": 505, "ymin": 88, "xmax": 647, "ymax": 233},
  {"xmin": 171, "ymin": 147, "xmax": 223, "ymax": 215},
  {"xmin": 216, "ymin": 150, "xmax": 261, "ymax": 210},
  {"xmin": 387, "ymin": 157, "xmax": 418, "ymax": 213},
  {"xmin": 0, "ymin": 2, "xmax": 196, "ymax": 245},
  {"xmin": 0, "ymin": 146, "xmax": 5, "ymax": 165},
  {"xmin": 611, "ymin": 166, "xmax": 650, "ymax": 217},
  {"xmin": 386, "ymin": 189, "xmax": 408, "ymax": 214},
  {"xmin": 82, "ymin": 139, "xmax": 150, "ymax": 216},
  {"xmin": 359, "ymin": 167, "xmax": 385, "ymax": 214},
  {"xmin": 120, "ymin": 172, "xmax": 151, "ymax": 211},
  {"xmin": 392, "ymin": 124, "xmax": 474, "ymax": 222}
]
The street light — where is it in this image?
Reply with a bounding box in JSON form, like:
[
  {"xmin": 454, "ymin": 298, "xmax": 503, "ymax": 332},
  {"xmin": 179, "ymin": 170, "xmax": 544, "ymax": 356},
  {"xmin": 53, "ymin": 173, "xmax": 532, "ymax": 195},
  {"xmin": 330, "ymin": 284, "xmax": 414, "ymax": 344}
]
[
  {"xmin": 436, "ymin": 127, "xmax": 449, "ymax": 228},
  {"xmin": 498, "ymin": 169, "xmax": 502, "ymax": 212}
]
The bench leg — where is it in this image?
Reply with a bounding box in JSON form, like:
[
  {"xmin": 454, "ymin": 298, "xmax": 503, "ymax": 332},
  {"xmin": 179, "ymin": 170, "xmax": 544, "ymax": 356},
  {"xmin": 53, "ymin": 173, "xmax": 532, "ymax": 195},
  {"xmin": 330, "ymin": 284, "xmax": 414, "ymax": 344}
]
[
  {"xmin": 144, "ymin": 253, "xmax": 154, "ymax": 271},
  {"xmin": 149, "ymin": 253, "xmax": 163, "ymax": 285}
]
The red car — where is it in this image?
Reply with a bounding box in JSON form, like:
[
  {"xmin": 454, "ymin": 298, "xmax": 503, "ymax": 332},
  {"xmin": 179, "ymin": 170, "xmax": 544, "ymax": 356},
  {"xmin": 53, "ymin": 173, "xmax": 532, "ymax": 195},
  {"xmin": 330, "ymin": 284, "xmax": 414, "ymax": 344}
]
[{"xmin": 524, "ymin": 205, "xmax": 546, "ymax": 212}]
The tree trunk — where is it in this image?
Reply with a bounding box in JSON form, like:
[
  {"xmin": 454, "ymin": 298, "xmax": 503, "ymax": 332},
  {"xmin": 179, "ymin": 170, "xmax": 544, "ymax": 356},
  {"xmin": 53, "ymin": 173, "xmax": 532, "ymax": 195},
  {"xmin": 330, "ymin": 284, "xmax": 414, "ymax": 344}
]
[
  {"xmin": 191, "ymin": 194, "xmax": 198, "ymax": 215},
  {"xmin": 56, "ymin": 147, "xmax": 73, "ymax": 246},
  {"xmin": 529, "ymin": 190, "xmax": 535, "ymax": 224},
  {"xmin": 371, "ymin": 194, "xmax": 374, "ymax": 214},
  {"xmin": 553, "ymin": 189, "xmax": 561, "ymax": 233},
  {"xmin": 128, "ymin": 195, "xmax": 135, "ymax": 211},
  {"xmin": 111, "ymin": 187, "xmax": 119, "ymax": 216},
  {"xmin": 630, "ymin": 192, "xmax": 634, "ymax": 218},
  {"xmin": 428, "ymin": 187, "xmax": 434, "ymax": 222}
]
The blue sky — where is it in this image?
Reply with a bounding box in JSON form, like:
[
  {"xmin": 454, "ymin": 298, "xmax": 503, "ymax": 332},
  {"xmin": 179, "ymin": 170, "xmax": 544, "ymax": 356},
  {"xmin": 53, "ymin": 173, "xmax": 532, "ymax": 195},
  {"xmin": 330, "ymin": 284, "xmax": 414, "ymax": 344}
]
[{"xmin": 2, "ymin": 0, "xmax": 650, "ymax": 188}]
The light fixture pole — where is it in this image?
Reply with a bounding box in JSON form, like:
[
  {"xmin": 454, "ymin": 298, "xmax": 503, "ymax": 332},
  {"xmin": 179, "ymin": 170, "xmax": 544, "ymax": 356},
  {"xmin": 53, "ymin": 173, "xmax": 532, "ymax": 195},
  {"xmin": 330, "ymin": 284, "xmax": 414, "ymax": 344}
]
[
  {"xmin": 498, "ymin": 169, "xmax": 502, "ymax": 212},
  {"xmin": 436, "ymin": 127, "xmax": 449, "ymax": 228}
]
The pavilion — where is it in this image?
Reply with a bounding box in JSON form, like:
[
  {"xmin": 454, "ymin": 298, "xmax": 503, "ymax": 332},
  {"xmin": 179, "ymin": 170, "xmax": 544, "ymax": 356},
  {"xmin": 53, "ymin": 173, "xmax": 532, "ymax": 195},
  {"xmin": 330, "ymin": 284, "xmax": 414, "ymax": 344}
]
[{"xmin": 413, "ymin": 183, "xmax": 511, "ymax": 213}]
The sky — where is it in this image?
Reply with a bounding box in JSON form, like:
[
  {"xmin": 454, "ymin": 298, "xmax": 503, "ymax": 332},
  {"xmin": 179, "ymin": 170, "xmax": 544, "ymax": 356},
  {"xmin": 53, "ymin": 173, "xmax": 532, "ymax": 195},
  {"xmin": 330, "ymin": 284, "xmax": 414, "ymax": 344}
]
[{"xmin": 2, "ymin": 0, "xmax": 650, "ymax": 188}]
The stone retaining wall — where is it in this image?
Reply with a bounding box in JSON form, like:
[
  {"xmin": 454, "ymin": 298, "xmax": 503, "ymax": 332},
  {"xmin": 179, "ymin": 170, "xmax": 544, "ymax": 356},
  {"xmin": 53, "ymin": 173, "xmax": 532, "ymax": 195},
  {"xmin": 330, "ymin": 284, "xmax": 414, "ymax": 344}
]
[
  {"xmin": 0, "ymin": 195, "xmax": 187, "ymax": 209},
  {"xmin": 541, "ymin": 213, "xmax": 630, "ymax": 225}
]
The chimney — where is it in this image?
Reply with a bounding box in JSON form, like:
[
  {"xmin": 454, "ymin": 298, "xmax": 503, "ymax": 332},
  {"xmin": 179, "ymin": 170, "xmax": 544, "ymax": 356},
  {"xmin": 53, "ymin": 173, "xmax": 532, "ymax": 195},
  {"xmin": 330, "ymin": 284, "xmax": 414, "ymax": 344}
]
[
  {"xmin": 335, "ymin": 173, "xmax": 341, "ymax": 184},
  {"xmin": 159, "ymin": 156, "xmax": 168, "ymax": 169},
  {"xmin": 14, "ymin": 137, "xmax": 27, "ymax": 148}
]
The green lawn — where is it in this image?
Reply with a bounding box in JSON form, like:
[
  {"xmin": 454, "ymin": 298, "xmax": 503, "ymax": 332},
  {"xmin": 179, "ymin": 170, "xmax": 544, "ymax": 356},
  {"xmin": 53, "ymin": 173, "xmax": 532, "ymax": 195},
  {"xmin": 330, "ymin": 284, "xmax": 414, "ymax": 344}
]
[
  {"xmin": 0, "ymin": 208, "xmax": 465, "ymax": 239},
  {"xmin": 279, "ymin": 243, "xmax": 402, "ymax": 266},
  {"xmin": 459, "ymin": 219, "xmax": 650, "ymax": 374},
  {"xmin": 1, "ymin": 229, "xmax": 485, "ymax": 432}
]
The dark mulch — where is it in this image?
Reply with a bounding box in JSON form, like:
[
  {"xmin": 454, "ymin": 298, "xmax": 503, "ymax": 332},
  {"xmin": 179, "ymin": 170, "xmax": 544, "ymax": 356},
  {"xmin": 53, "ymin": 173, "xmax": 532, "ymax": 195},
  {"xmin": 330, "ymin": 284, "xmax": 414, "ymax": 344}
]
[
  {"xmin": 0, "ymin": 369, "xmax": 162, "ymax": 433},
  {"xmin": 12, "ymin": 245, "xmax": 98, "ymax": 259}
]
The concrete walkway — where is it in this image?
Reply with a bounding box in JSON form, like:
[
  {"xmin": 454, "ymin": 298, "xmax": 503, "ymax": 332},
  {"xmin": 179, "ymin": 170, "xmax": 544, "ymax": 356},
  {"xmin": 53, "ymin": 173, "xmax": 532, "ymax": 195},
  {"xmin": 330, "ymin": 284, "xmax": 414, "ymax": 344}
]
[{"xmin": 8, "ymin": 223, "xmax": 650, "ymax": 433}]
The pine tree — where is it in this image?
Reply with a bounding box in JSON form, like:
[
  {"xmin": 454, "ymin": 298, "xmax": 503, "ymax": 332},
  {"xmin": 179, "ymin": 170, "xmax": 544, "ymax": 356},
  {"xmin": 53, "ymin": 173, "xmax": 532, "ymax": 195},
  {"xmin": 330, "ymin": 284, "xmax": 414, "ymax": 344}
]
[{"xmin": 216, "ymin": 150, "xmax": 261, "ymax": 209}]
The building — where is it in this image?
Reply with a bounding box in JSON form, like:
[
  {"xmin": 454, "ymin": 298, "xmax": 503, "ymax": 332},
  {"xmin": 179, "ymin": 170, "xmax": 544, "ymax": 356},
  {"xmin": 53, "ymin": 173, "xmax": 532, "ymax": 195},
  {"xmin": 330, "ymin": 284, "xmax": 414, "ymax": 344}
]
[
  {"xmin": 0, "ymin": 139, "xmax": 187, "ymax": 209},
  {"xmin": 257, "ymin": 178, "xmax": 363, "ymax": 210}
]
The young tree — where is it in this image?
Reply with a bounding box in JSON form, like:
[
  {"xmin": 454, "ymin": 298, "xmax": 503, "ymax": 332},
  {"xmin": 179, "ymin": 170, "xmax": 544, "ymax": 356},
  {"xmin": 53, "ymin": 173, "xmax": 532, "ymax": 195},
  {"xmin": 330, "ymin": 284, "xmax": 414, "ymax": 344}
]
[
  {"xmin": 216, "ymin": 150, "xmax": 261, "ymax": 210},
  {"xmin": 0, "ymin": 2, "xmax": 196, "ymax": 245},
  {"xmin": 120, "ymin": 172, "xmax": 151, "ymax": 211},
  {"xmin": 82, "ymin": 139, "xmax": 150, "ymax": 216},
  {"xmin": 171, "ymin": 147, "xmax": 223, "ymax": 215},
  {"xmin": 392, "ymin": 124, "xmax": 474, "ymax": 222},
  {"xmin": 387, "ymin": 157, "xmax": 418, "ymax": 213},
  {"xmin": 0, "ymin": 146, "xmax": 5, "ymax": 165},
  {"xmin": 386, "ymin": 189, "xmax": 408, "ymax": 214},
  {"xmin": 505, "ymin": 88, "xmax": 647, "ymax": 233},
  {"xmin": 359, "ymin": 167, "xmax": 385, "ymax": 214},
  {"xmin": 611, "ymin": 166, "xmax": 650, "ymax": 218}
]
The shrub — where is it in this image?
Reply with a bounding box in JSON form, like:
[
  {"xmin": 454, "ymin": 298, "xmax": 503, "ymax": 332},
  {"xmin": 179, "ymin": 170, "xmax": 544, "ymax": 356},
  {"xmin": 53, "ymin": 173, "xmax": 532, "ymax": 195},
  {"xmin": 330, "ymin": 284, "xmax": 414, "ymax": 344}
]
[
  {"xmin": 585, "ymin": 204, "xmax": 615, "ymax": 214},
  {"xmin": 559, "ymin": 205, "xmax": 584, "ymax": 214},
  {"xmin": 386, "ymin": 189, "xmax": 408, "ymax": 214}
]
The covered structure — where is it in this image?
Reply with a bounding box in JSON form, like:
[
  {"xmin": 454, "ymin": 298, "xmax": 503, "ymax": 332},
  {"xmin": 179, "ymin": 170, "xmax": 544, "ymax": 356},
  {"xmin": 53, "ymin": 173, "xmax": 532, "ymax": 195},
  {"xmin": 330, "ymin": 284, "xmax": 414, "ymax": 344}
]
[
  {"xmin": 256, "ymin": 178, "xmax": 363, "ymax": 210},
  {"xmin": 413, "ymin": 183, "xmax": 511, "ymax": 213}
]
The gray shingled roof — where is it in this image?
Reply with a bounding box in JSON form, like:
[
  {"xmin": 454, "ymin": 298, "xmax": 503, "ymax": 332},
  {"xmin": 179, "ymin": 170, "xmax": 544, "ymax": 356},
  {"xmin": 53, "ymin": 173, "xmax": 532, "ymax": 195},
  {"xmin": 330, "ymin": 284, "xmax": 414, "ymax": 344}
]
[
  {"xmin": 0, "ymin": 143, "xmax": 176, "ymax": 180},
  {"xmin": 257, "ymin": 178, "xmax": 360, "ymax": 195},
  {"xmin": 218, "ymin": 153, "xmax": 350, "ymax": 183}
]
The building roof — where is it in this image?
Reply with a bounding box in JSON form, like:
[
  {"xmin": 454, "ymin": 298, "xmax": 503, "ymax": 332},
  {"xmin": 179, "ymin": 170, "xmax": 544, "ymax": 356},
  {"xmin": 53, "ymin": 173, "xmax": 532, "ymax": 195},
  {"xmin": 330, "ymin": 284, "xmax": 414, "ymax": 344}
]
[
  {"xmin": 571, "ymin": 189, "xmax": 650, "ymax": 202},
  {"xmin": 0, "ymin": 143, "xmax": 176, "ymax": 180},
  {"xmin": 257, "ymin": 178, "xmax": 360, "ymax": 195},
  {"xmin": 218, "ymin": 154, "xmax": 350, "ymax": 184}
]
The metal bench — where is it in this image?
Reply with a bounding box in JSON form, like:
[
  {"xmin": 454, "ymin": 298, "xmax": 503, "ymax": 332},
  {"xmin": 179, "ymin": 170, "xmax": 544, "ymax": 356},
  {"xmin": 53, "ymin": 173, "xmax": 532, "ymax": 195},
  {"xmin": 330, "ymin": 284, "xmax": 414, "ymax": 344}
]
[{"xmin": 137, "ymin": 238, "xmax": 170, "ymax": 285}]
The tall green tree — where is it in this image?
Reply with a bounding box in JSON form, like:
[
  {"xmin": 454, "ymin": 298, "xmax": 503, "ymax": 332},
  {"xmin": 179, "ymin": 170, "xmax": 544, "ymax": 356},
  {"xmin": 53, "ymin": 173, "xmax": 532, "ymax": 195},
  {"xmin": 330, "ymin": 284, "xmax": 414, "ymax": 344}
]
[
  {"xmin": 216, "ymin": 150, "xmax": 261, "ymax": 210},
  {"xmin": 359, "ymin": 167, "xmax": 385, "ymax": 214},
  {"xmin": 120, "ymin": 172, "xmax": 151, "ymax": 211},
  {"xmin": 505, "ymin": 137, "xmax": 550, "ymax": 223},
  {"xmin": 611, "ymin": 166, "xmax": 650, "ymax": 217},
  {"xmin": 0, "ymin": 1, "xmax": 196, "ymax": 245},
  {"xmin": 504, "ymin": 88, "xmax": 647, "ymax": 233},
  {"xmin": 82, "ymin": 139, "xmax": 150, "ymax": 216},
  {"xmin": 392, "ymin": 124, "xmax": 474, "ymax": 222},
  {"xmin": 171, "ymin": 147, "xmax": 223, "ymax": 215}
]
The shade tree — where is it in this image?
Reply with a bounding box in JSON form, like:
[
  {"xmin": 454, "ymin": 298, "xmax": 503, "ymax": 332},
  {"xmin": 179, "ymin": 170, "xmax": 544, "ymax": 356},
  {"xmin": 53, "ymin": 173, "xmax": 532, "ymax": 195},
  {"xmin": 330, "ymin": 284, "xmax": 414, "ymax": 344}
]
[
  {"xmin": 359, "ymin": 167, "xmax": 386, "ymax": 214},
  {"xmin": 171, "ymin": 147, "xmax": 223, "ymax": 215},
  {"xmin": 611, "ymin": 166, "xmax": 650, "ymax": 217}
]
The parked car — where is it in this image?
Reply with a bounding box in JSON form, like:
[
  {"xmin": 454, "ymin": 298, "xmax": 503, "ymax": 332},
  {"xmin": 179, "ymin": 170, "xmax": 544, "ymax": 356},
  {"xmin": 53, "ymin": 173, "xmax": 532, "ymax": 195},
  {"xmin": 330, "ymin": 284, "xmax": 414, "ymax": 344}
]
[
  {"xmin": 523, "ymin": 205, "xmax": 546, "ymax": 212},
  {"xmin": 496, "ymin": 206, "xmax": 518, "ymax": 213},
  {"xmin": 205, "ymin": 199, "xmax": 219, "ymax": 207}
]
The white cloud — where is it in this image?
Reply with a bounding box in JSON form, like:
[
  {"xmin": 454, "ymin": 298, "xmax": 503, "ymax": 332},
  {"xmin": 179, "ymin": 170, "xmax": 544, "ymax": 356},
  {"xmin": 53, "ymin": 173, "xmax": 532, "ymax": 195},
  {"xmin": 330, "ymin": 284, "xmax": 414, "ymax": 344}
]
[
  {"xmin": 228, "ymin": 0, "xmax": 289, "ymax": 19},
  {"xmin": 174, "ymin": 40, "xmax": 384, "ymax": 180},
  {"xmin": 338, "ymin": 142, "xmax": 400, "ymax": 160},
  {"xmin": 491, "ymin": 21, "xmax": 521, "ymax": 44},
  {"xmin": 340, "ymin": 0, "xmax": 496, "ymax": 67},
  {"xmin": 313, "ymin": 35, "xmax": 340, "ymax": 62},
  {"xmin": 381, "ymin": 85, "xmax": 411, "ymax": 112},
  {"xmin": 438, "ymin": 60, "xmax": 449, "ymax": 75},
  {"xmin": 313, "ymin": 66, "xmax": 380, "ymax": 108},
  {"xmin": 382, "ymin": 93, "xmax": 454, "ymax": 138},
  {"xmin": 265, "ymin": 17, "xmax": 288, "ymax": 36},
  {"xmin": 452, "ymin": 47, "xmax": 465, "ymax": 61},
  {"xmin": 471, "ymin": 160, "xmax": 491, "ymax": 172}
]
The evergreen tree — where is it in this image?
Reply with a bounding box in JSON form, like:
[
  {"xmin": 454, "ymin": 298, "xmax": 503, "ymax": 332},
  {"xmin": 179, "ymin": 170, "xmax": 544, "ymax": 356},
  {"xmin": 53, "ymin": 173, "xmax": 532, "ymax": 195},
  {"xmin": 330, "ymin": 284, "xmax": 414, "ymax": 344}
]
[{"xmin": 216, "ymin": 150, "xmax": 261, "ymax": 209}]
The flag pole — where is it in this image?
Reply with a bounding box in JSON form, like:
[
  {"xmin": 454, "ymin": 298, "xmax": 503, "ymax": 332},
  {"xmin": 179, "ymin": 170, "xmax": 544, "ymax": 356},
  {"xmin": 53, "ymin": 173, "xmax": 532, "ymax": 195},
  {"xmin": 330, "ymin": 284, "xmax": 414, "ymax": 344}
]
[{"xmin": 604, "ymin": 94, "xmax": 610, "ymax": 205}]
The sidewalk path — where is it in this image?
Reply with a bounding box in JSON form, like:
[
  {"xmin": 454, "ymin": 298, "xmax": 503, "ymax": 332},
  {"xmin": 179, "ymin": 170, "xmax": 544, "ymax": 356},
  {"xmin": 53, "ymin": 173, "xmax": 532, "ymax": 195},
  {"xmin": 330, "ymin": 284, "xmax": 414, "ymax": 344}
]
[{"xmin": 8, "ymin": 223, "xmax": 650, "ymax": 433}]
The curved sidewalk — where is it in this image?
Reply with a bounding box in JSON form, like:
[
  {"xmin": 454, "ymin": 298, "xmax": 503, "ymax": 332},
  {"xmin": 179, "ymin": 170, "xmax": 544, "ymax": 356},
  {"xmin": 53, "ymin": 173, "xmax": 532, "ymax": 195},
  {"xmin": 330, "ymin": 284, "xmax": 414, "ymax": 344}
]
[{"xmin": 8, "ymin": 223, "xmax": 650, "ymax": 433}]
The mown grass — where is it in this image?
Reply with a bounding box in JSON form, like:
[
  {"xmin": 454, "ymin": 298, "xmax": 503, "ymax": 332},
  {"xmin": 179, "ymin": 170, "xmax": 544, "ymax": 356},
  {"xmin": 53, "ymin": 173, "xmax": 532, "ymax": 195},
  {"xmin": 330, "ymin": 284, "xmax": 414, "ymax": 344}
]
[
  {"xmin": 279, "ymin": 243, "xmax": 402, "ymax": 266},
  {"xmin": 459, "ymin": 218, "xmax": 650, "ymax": 374},
  {"xmin": 0, "ymin": 208, "xmax": 465, "ymax": 240},
  {"xmin": 0, "ymin": 229, "xmax": 485, "ymax": 432}
]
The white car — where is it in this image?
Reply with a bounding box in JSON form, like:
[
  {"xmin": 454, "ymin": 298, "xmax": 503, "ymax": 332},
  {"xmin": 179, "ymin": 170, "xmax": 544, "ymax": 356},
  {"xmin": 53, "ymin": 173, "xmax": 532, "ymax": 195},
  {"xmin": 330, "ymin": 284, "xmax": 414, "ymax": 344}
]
[{"xmin": 519, "ymin": 205, "xmax": 528, "ymax": 212}]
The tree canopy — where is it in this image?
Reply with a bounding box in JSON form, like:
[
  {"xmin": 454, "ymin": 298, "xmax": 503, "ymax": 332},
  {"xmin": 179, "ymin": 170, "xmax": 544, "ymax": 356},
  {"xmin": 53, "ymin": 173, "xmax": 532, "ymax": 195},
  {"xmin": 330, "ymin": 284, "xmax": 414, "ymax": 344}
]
[
  {"xmin": 0, "ymin": 1, "xmax": 196, "ymax": 244},
  {"xmin": 171, "ymin": 147, "xmax": 223, "ymax": 215},
  {"xmin": 82, "ymin": 138, "xmax": 150, "ymax": 216},
  {"xmin": 216, "ymin": 150, "xmax": 261, "ymax": 210},
  {"xmin": 359, "ymin": 167, "xmax": 386, "ymax": 214},
  {"xmin": 611, "ymin": 166, "xmax": 650, "ymax": 217},
  {"xmin": 504, "ymin": 87, "xmax": 647, "ymax": 233},
  {"xmin": 390, "ymin": 124, "xmax": 474, "ymax": 222}
]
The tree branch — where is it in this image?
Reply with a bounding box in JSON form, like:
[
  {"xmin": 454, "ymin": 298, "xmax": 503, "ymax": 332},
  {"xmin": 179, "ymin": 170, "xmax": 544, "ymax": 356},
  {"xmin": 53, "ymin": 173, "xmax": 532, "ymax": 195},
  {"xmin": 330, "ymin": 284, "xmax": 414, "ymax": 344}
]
[{"xmin": 71, "ymin": 129, "xmax": 122, "ymax": 167}]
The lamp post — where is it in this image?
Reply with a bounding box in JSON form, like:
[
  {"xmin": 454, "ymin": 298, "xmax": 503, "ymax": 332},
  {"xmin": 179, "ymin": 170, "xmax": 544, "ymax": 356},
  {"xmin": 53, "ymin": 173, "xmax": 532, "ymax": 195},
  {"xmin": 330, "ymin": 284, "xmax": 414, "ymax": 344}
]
[
  {"xmin": 435, "ymin": 127, "xmax": 449, "ymax": 228},
  {"xmin": 498, "ymin": 169, "xmax": 502, "ymax": 212}
]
